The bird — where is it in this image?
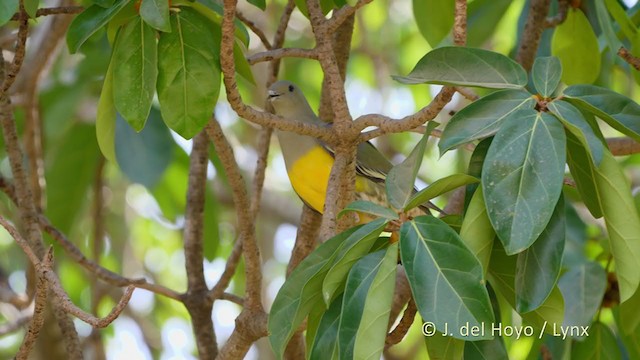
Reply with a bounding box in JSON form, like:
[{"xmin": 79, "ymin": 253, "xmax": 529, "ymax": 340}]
[{"xmin": 266, "ymin": 80, "xmax": 440, "ymax": 221}]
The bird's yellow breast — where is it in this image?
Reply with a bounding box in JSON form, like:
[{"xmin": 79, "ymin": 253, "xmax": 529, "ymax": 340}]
[{"xmin": 288, "ymin": 146, "xmax": 366, "ymax": 213}]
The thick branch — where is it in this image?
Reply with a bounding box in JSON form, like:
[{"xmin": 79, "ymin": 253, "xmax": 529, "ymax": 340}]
[
  {"xmin": 453, "ymin": 0, "xmax": 467, "ymax": 46},
  {"xmin": 516, "ymin": 0, "xmax": 551, "ymax": 71}
]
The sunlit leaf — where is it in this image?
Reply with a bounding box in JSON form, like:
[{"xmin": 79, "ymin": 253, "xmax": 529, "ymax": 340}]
[
  {"xmin": 394, "ymin": 47, "xmax": 528, "ymax": 89},
  {"xmin": 405, "ymin": 174, "xmax": 478, "ymax": 211},
  {"xmin": 551, "ymin": 8, "xmax": 601, "ymax": 84},
  {"xmin": 572, "ymin": 322, "xmax": 621, "ymax": 359},
  {"xmin": 438, "ymin": 89, "xmax": 535, "ymax": 154},
  {"xmin": 562, "ymin": 85, "xmax": 640, "ymax": 143},
  {"xmin": 140, "ymin": 0, "xmax": 171, "ymax": 32},
  {"xmin": 339, "ymin": 200, "xmax": 398, "ymax": 220},
  {"xmin": 113, "ymin": 17, "xmax": 158, "ymax": 131},
  {"xmin": 96, "ymin": 57, "xmax": 117, "ymax": 163},
  {"xmin": 515, "ymin": 196, "xmax": 565, "ymax": 313},
  {"xmin": 400, "ymin": 216, "xmax": 494, "ymax": 340},
  {"xmin": 67, "ymin": 0, "xmax": 131, "ymax": 54},
  {"xmin": 532, "ymin": 56, "xmax": 561, "ymax": 97},
  {"xmin": 157, "ymin": 8, "xmax": 221, "ymax": 139},
  {"xmin": 412, "ymin": 0, "xmax": 454, "ymax": 47},
  {"xmin": 460, "ymin": 187, "xmax": 494, "ymax": 276},
  {"xmin": 425, "ymin": 335, "xmax": 464, "ymax": 360},
  {"xmin": 558, "ymin": 261, "xmax": 606, "ymax": 328},
  {"xmin": 620, "ymin": 288, "xmax": 640, "ymax": 335},
  {"xmin": 482, "ymin": 110, "xmax": 566, "ymax": 254}
]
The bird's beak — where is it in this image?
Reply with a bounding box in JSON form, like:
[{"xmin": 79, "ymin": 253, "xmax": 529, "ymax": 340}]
[{"xmin": 267, "ymin": 90, "xmax": 280, "ymax": 99}]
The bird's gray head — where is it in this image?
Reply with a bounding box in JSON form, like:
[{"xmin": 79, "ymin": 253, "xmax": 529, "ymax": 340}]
[{"xmin": 267, "ymin": 80, "xmax": 314, "ymax": 119}]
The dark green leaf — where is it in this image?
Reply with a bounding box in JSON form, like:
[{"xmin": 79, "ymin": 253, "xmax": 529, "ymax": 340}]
[
  {"xmin": 339, "ymin": 200, "xmax": 398, "ymax": 220},
  {"xmin": 551, "ymin": 8, "xmax": 601, "ymax": 84},
  {"xmin": 460, "ymin": 188, "xmax": 494, "ymax": 276},
  {"xmin": 400, "ymin": 216, "xmax": 494, "ymax": 340},
  {"xmin": 247, "ymin": 0, "xmax": 266, "ymax": 10},
  {"xmin": 548, "ymin": 99, "xmax": 603, "ymax": 165},
  {"xmin": 563, "ymin": 85, "xmax": 640, "ymax": 143},
  {"xmin": 565, "ymin": 130, "xmax": 604, "ymax": 218},
  {"xmin": 466, "ymin": 0, "xmax": 512, "ymax": 47},
  {"xmin": 96, "ymin": 57, "xmax": 117, "ymax": 163},
  {"xmin": 66, "ymin": 0, "xmax": 131, "ymax": 54},
  {"xmin": 482, "ymin": 110, "xmax": 566, "ymax": 254},
  {"xmin": 113, "ymin": 18, "xmax": 158, "ymax": 130},
  {"xmin": 269, "ymin": 226, "xmax": 360, "ymax": 359},
  {"xmin": 322, "ymin": 218, "xmax": 388, "ymax": 305},
  {"xmin": 308, "ymin": 295, "xmax": 342, "ymax": 360},
  {"xmin": 439, "ymin": 89, "xmax": 535, "ymax": 154},
  {"xmin": 294, "ymin": 0, "xmax": 333, "ymax": 17},
  {"xmin": 24, "ymin": 0, "xmax": 38, "ymax": 18},
  {"xmin": 464, "ymin": 137, "xmax": 492, "ymax": 208},
  {"xmin": 405, "ymin": 174, "xmax": 479, "ymax": 211},
  {"xmin": 93, "ymin": 0, "xmax": 116, "ymax": 7},
  {"xmin": 140, "ymin": 0, "xmax": 171, "ymax": 32},
  {"xmin": 464, "ymin": 338, "xmax": 508, "ymax": 360},
  {"xmin": 115, "ymin": 108, "xmax": 174, "ymax": 188},
  {"xmin": 515, "ymin": 196, "xmax": 565, "ymax": 313},
  {"xmin": 339, "ymin": 244, "xmax": 397, "ymax": 360},
  {"xmin": 558, "ymin": 262, "xmax": 606, "ymax": 328},
  {"xmin": 157, "ymin": 8, "xmax": 221, "ymax": 139},
  {"xmin": 0, "ymin": 0, "xmax": 18, "ymax": 26},
  {"xmin": 386, "ymin": 132, "xmax": 429, "ymax": 210},
  {"xmin": 394, "ymin": 47, "xmax": 527, "ymax": 89},
  {"xmin": 594, "ymin": 150, "xmax": 640, "ymax": 302},
  {"xmin": 412, "ymin": 0, "xmax": 454, "ymax": 47},
  {"xmin": 595, "ymin": 0, "xmax": 623, "ymax": 53},
  {"xmin": 532, "ymin": 56, "xmax": 561, "ymax": 97},
  {"xmin": 571, "ymin": 322, "xmax": 621, "ymax": 359}
]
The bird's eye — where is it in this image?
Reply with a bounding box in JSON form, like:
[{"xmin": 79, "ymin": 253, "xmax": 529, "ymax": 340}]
[{"xmin": 288, "ymin": 85, "xmax": 294, "ymax": 92}]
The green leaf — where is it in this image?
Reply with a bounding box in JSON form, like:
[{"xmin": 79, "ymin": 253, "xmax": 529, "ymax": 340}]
[
  {"xmin": 247, "ymin": 0, "xmax": 266, "ymax": 10},
  {"xmin": 96, "ymin": 56, "xmax": 117, "ymax": 163},
  {"xmin": 460, "ymin": 187, "xmax": 494, "ymax": 277},
  {"xmin": 339, "ymin": 244, "xmax": 397, "ymax": 360},
  {"xmin": 565, "ymin": 130, "xmax": 604, "ymax": 218},
  {"xmin": 113, "ymin": 17, "xmax": 158, "ymax": 131},
  {"xmin": 394, "ymin": 47, "xmax": 528, "ymax": 89},
  {"xmin": 405, "ymin": 174, "xmax": 479, "ymax": 211},
  {"xmin": 594, "ymin": 150, "xmax": 640, "ymax": 302},
  {"xmin": 339, "ymin": 200, "xmax": 398, "ymax": 220},
  {"xmin": 400, "ymin": 216, "xmax": 494, "ymax": 340},
  {"xmin": 425, "ymin": 334, "xmax": 464, "ymax": 360},
  {"xmin": 115, "ymin": 108, "xmax": 174, "ymax": 188},
  {"xmin": 482, "ymin": 110, "xmax": 566, "ymax": 255},
  {"xmin": 595, "ymin": 0, "xmax": 623, "ymax": 53},
  {"xmin": 386, "ymin": 132, "xmax": 429, "ymax": 210},
  {"xmin": 412, "ymin": 0, "xmax": 454, "ymax": 47},
  {"xmin": 531, "ymin": 56, "xmax": 561, "ymax": 97},
  {"xmin": 551, "ymin": 8, "xmax": 601, "ymax": 84},
  {"xmin": 620, "ymin": 288, "xmax": 640, "ymax": 335},
  {"xmin": 515, "ymin": 196, "xmax": 565, "ymax": 313},
  {"xmin": 294, "ymin": 0, "xmax": 333, "ymax": 17},
  {"xmin": 308, "ymin": 295, "xmax": 342, "ymax": 360},
  {"xmin": 0, "ymin": 0, "xmax": 18, "ymax": 27},
  {"xmin": 466, "ymin": 0, "xmax": 512, "ymax": 48},
  {"xmin": 269, "ymin": 226, "xmax": 360, "ymax": 360},
  {"xmin": 464, "ymin": 137, "xmax": 492, "ymax": 208},
  {"xmin": 140, "ymin": 0, "xmax": 171, "ymax": 32},
  {"xmin": 571, "ymin": 322, "xmax": 621, "ymax": 359},
  {"xmin": 234, "ymin": 39, "xmax": 255, "ymax": 84},
  {"xmin": 157, "ymin": 8, "xmax": 221, "ymax": 139},
  {"xmin": 614, "ymin": 307, "xmax": 640, "ymax": 359},
  {"xmin": 322, "ymin": 218, "xmax": 388, "ymax": 305},
  {"xmin": 464, "ymin": 338, "xmax": 508, "ymax": 360},
  {"xmin": 66, "ymin": 0, "xmax": 131, "ymax": 54},
  {"xmin": 558, "ymin": 262, "xmax": 606, "ymax": 328},
  {"xmin": 93, "ymin": 0, "xmax": 116, "ymax": 7},
  {"xmin": 548, "ymin": 99, "xmax": 604, "ymax": 165},
  {"xmin": 562, "ymin": 85, "xmax": 640, "ymax": 143},
  {"xmin": 24, "ymin": 0, "xmax": 38, "ymax": 18},
  {"xmin": 604, "ymin": 0, "xmax": 637, "ymax": 40},
  {"xmin": 438, "ymin": 89, "xmax": 535, "ymax": 154}
]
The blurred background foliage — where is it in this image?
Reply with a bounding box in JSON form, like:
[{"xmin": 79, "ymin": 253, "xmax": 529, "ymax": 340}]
[{"xmin": 0, "ymin": 0, "xmax": 639, "ymax": 358}]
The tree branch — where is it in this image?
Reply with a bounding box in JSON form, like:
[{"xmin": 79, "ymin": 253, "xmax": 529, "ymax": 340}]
[
  {"xmin": 235, "ymin": 11, "xmax": 272, "ymax": 50},
  {"xmin": 516, "ymin": 0, "xmax": 551, "ymax": 71},
  {"xmin": 618, "ymin": 47, "xmax": 640, "ymax": 71},
  {"xmin": 10, "ymin": 6, "xmax": 84, "ymax": 20},
  {"xmin": 607, "ymin": 137, "xmax": 640, "ymax": 156}
]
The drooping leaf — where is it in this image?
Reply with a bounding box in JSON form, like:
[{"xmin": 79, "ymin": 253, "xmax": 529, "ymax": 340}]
[
  {"xmin": 386, "ymin": 132, "xmax": 430, "ymax": 210},
  {"xmin": 269, "ymin": 226, "xmax": 360, "ymax": 360},
  {"xmin": 338, "ymin": 244, "xmax": 397, "ymax": 360},
  {"xmin": 571, "ymin": 322, "xmax": 621, "ymax": 359},
  {"xmin": 438, "ymin": 89, "xmax": 535, "ymax": 154},
  {"xmin": 482, "ymin": 110, "xmax": 566, "ymax": 254},
  {"xmin": 140, "ymin": 0, "xmax": 171, "ymax": 32},
  {"xmin": 515, "ymin": 196, "xmax": 565, "ymax": 313},
  {"xmin": 405, "ymin": 174, "xmax": 479, "ymax": 211},
  {"xmin": 0, "ymin": 0, "xmax": 19, "ymax": 27},
  {"xmin": 548, "ymin": 99, "xmax": 604, "ymax": 165},
  {"xmin": 247, "ymin": 0, "xmax": 266, "ymax": 10},
  {"xmin": 460, "ymin": 187, "xmax": 494, "ymax": 276},
  {"xmin": 400, "ymin": 216, "xmax": 494, "ymax": 340},
  {"xmin": 339, "ymin": 200, "xmax": 398, "ymax": 220},
  {"xmin": 464, "ymin": 137, "xmax": 492, "ymax": 208},
  {"xmin": 322, "ymin": 218, "xmax": 387, "ymax": 305},
  {"xmin": 466, "ymin": 0, "xmax": 512, "ymax": 47},
  {"xmin": 112, "ymin": 17, "xmax": 158, "ymax": 131},
  {"xmin": 115, "ymin": 108, "xmax": 174, "ymax": 188},
  {"xmin": 551, "ymin": 8, "xmax": 601, "ymax": 84},
  {"xmin": 412, "ymin": 0, "xmax": 454, "ymax": 47},
  {"xmin": 595, "ymin": 0, "xmax": 623, "ymax": 53},
  {"xmin": 157, "ymin": 8, "xmax": 221, "ymax": 139},
  {"xmin": 67, "ymin": 0, "xmax": 131, "ymax": 54},
  {"xmin": 24, "ymin": 0, "xmax": 38, "ymax": 18},
  {"xmin": 558, "ymin": 261, "xmax": 606, "ymax": 328},
  {"xmin": 531, "ymin": 56, "xmax": 561, "ymax": 97},
  {"xmin": 565, "ymin": 130, "xmax": 604, "ymax": 218},
  {"xmin": 394, "ymin": 47, "xmax": 528, "ymax": 89},
  {"xmin": 604, "ymin": 0, "xmax": 637, "ymax": 40},
  {"xmin": 594, "ymin": 150, "xmax": 640, "ymax": 302},
  {"xmin": 308, "ymin": 295, "xmax": 342, "ymax": 360},
  {"xmin": 562, "ymin": 85, "xmax": 640, "ymax": 143},
  {"xmin": 96, "ymin": 56, "xmax": 117, "ymax": 163}
]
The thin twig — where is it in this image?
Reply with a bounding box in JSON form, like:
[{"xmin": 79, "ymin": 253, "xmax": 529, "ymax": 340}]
[
  {"xmin": 3, "ymin": 3, "xmax": 29, "ymax": 93},
  {"xmin": 453, "ymin": 0, "xmax": 467, "ymax": 46},
  {"xmin": 544, "ymin": 0, "xmax": 569, "ymax": 28},
  {"xmin": 236, "ymin": 11, "xmax": 272, "ymax": 50},
  {"xmin": 247, "ymin": 47, "xmax": 318, "ymax": 65},
  {"xmin": 385, "ymin": 298, "xmax": 417, "ymax": 348},
  {"xmin": 618, "ymin": 47, "xmax": 640, "ymax": 71},
  {"xmin": 607, "ymin": 137, "xmax": 640, "ymax": 156},
  {"xmin": 10, "ymin": 6, "xmax": 84, "ymax": 20}
]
